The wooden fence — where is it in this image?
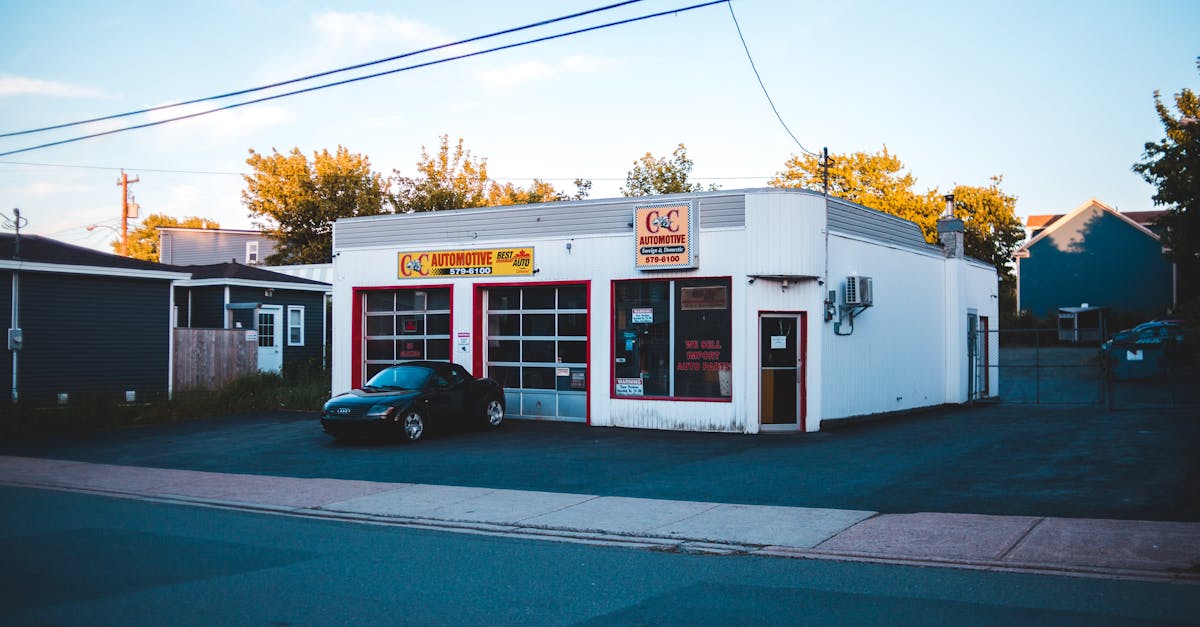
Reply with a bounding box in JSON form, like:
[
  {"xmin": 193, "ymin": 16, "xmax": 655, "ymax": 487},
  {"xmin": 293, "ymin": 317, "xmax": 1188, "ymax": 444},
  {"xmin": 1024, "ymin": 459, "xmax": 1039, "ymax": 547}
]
[{"xmin": 173, "ymin": 328, "xmax": 258, "ymax": 391}]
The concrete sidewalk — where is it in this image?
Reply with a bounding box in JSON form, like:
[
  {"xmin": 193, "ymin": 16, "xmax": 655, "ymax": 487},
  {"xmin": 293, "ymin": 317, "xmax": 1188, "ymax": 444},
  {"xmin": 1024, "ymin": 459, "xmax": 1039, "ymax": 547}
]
[{"xmin": 1, "ymin": 455, "xmax": 1197, "ymax": 583}]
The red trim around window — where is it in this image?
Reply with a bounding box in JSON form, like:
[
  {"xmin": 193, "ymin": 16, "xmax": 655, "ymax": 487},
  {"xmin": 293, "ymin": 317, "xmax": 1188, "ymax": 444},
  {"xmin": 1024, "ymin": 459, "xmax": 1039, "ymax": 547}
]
[
  {"xmin": 472, "ymin": 280, "xmax": 592, "ymax": 425},
  {"xmin": 350, "ymin": 284, "xmax": 454, "ymax": 390},
  {"xmin": 758, "ymin": 309, "xmax": 808, "ymax": 432},
  {"xmin": 609, "ymin": 276, "xmax": 734, "ymax": 403}
]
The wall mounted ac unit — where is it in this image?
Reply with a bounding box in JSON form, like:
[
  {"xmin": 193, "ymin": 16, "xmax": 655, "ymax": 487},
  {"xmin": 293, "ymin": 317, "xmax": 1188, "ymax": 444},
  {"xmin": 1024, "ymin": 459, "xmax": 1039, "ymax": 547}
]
[{"xmin": 845, "ymin": 275, "xmax": 873, "ymax": 307}]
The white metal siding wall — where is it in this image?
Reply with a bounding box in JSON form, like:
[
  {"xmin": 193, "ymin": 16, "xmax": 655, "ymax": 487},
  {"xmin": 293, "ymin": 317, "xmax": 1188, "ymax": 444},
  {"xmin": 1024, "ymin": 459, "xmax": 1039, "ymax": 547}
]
[
  {"xmin": 820, "ymin": 234, "xmax": 950, "ymax": 423},
  {"xmin": 165, "ymin": 231, "xmax": 278, "ymax": 265}
]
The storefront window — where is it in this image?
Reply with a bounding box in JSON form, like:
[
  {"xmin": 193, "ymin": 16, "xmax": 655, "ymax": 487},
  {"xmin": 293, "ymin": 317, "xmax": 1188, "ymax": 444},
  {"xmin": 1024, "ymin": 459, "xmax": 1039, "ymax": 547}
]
[{"xmin": 613, "ymin": 277, "xmax": 732, "ymax": 400}]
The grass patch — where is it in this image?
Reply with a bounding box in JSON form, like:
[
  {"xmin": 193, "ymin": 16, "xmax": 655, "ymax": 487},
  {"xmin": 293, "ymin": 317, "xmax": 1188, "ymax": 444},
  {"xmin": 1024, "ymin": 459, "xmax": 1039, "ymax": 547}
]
[{"xmin": 0, "ymin": 364, "xmax": 331, "ymax": 439}]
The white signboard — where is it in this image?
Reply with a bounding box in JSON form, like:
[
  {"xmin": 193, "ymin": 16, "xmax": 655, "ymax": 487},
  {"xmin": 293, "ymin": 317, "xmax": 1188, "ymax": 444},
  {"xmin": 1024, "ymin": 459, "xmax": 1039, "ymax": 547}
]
[
  {"xmin": 615, "ymin": 378, "xmax": 645, "ymax": 396},
  {"xmin": 246, "ymin": 330, "xmax": 258, "ymax": 342},
  {"xmin": 456, "ymin": 332, "xmax": 471, "ymax": 354},
  {"xmin": 770, "ymin": 335, "xmax": 787, "ymax": 349},
  {"xmin": 1126, "ymin": 349, "xmax": 1143, "ymax": 362},
  {"xmin": 631, "ymin": 308, "xmax": 653, "ymax": 324}
]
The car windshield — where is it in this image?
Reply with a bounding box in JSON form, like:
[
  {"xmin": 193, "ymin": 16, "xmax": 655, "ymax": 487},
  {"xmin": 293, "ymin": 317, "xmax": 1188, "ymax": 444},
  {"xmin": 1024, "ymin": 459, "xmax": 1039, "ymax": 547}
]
[{"xmin": 364, "ymin": 366, "xmax": 432, "ymax": 391}]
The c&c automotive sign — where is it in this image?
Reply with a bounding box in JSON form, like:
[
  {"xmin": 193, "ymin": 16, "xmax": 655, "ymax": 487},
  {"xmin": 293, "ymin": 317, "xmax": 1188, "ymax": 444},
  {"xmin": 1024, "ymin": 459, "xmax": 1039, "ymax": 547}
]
[
  {"xmin": 397, "ymin": 247, "xmax": 535, "ymax": 278},
  {"xmin": 634, "ymin": 201, "xmax": 697, "ymax": 270}
]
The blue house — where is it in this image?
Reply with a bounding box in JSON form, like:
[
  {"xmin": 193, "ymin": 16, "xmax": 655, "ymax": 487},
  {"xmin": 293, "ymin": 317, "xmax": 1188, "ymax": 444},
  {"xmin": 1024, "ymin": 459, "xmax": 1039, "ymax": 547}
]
[{"xmin": 1014, "ymin": 199, "xmax": 1175, "ymax": 325}]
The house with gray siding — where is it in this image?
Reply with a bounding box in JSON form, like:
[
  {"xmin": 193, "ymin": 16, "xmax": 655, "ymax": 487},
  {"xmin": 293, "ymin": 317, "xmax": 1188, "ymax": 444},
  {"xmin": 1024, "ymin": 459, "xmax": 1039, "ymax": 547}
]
[
  {"xmin": 1014, "ymin": 198, "xmax": 1175, "ymax": 326},
  {"xmin": 159, "ymin": 227, "xmax": 277, "ymax": 266},
  {"xmin": 1, "ymin": 234, "xmax": 189, "ymax": 408},
  {"xmin": 172, "ymin": 262, "xmax": 331, "ymax": 373}
]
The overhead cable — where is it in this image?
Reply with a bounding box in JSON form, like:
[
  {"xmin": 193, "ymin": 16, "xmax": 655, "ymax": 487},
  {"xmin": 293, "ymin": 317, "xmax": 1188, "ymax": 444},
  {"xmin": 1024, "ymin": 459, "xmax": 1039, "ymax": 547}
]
[
  {"xmin": 0, "ymin": 0, "xmax": 729, "ymax": 158},
  {"xmin": 0, "ymin": 0, "xmax": 649, "ymax": 139},
  {"xmin": 726, "ymin": 1, "xmax": 818, "ymax": 157}
]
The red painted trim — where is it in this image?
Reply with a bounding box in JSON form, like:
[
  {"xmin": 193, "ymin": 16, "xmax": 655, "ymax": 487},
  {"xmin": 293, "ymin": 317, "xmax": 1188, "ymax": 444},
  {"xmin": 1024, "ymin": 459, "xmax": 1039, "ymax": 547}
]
[
  {"xmin": 611, "ymin": 396, "xmax": 733, "ymax": 403},
  {"xmin": 981, "ymin": 315, "xmax": 990, "ymax": 396},
  {"xmin": 472, "ymin": 279, "xmax": 592, "ymax": 424},
  {"xmin": 757, "ymin": 310, "xmax": 808, "ymax": 432},
  {"xmin": 472, "ymin": 284, "xmax": 485, "ymax": 377},
  {"xmin": 350, "ymin": 283, "xmax": 454, "ymax": 389}
]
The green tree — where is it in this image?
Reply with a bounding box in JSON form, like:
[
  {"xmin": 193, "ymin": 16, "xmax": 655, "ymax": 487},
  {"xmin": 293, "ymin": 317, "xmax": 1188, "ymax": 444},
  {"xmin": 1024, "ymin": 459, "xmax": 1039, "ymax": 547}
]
[
  {"xmin": 118, "ymin": 213, "xmax": 219, "ymax": 261},
  {"xmin": 391, "ymin": 136, "xmax": 588, "ymax": 212},
  {"xmin": 243, "ymin": 145, "xmax": 388, "ymax": 264},
  {"xmin": 770, "ymin": 147, "xmax": 942, "ymax": 238},
  {"xmin": 1132, "ymin": 58, "xmax": 1200, "ymax": 311},
  {"xmin": 770, "ymin": 148, "xmax": 1025, "ymax": 314},
  {"xmin": 621, "ymin": 143, "xmax": 715, "ymax": 196}
]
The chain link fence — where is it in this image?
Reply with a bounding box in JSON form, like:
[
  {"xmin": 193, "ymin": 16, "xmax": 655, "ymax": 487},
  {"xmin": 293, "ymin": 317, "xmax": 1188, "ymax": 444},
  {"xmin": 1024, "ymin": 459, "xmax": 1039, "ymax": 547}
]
[{"xmin": 980, "ymin": 327, "xmax": 1199, "ymax": 408}]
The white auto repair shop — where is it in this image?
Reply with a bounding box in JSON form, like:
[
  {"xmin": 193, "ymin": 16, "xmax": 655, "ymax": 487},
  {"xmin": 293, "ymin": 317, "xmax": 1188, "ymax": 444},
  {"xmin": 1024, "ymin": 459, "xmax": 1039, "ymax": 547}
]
[{"xmin": 330, "ymin": 188, "xmax": 998, "ymax": 433}]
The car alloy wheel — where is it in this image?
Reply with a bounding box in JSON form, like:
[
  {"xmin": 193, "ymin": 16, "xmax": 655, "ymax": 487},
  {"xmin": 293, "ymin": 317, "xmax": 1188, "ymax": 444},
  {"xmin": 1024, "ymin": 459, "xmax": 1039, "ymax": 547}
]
[
  {"xmin": 485, "ymin": 398, "xmax": 504, "ymax": 427},
  {"xmin": 401, "ymin": 410, "xmax": 425, "ymax": 441}
]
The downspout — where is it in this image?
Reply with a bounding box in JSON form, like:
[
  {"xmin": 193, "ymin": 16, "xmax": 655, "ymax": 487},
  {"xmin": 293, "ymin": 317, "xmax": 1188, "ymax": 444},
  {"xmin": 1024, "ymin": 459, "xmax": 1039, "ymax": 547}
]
[
  {"xmin": 168, "ymin": 280, "xmax": 176, "ymax": 400},
  {"xmin": 223, "ymin": 286, "xmax": 231, "ymax": 329}
]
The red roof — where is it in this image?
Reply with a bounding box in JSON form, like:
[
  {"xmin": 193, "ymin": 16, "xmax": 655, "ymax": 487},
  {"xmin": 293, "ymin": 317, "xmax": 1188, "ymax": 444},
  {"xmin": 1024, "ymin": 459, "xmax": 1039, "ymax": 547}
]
[{"xmin": 1026, "ymin": 209, "xmax": 1165, "ymax": 229}]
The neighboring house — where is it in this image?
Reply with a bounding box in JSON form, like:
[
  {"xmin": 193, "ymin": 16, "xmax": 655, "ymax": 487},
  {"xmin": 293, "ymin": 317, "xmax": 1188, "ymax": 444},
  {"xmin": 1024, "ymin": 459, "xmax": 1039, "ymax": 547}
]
[
  {"xmin": 1014, "ymin": 199, "xmax": 1174, "ymax": 324},
  {"xmin": 172, "ymin": 262, "xmax": 331, "ymax": 373},
  {"xmin": 159, "ymin": 227, "xmax": 277, "ymax": 266},
  {"xmin": 1, "ymin": 234, "xmax": 190, "ymax": 407}
]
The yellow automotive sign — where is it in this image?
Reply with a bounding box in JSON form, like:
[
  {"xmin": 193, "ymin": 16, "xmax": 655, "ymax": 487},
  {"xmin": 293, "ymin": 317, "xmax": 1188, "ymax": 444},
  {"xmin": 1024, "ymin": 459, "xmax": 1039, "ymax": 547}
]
[
  {"xmin": 397, "ymin": 247, "xmax": 534, "ymax": 279},
  {"xmin": 634, "ymin": 202, "xmax": 696, "ymax": 270}
]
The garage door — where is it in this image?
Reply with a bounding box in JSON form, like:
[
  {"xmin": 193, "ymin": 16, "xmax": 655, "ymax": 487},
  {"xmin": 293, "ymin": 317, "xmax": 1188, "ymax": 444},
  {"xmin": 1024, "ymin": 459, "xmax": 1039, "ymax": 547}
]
[{"xmin": 485, "ymin": 284, "xmax": 588, "ymax": 422}]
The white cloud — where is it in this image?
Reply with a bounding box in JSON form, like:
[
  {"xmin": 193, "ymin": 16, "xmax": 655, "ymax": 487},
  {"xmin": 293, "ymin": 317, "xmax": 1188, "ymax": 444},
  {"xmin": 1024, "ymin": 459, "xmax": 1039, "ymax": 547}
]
[
  {"xmin": 0, "ymin": 75, "xmax": 105, "ymax": 98},
  {"xmin": 475, "ymin": 61, "xmax": 554, "ymax": 87},
  {"xmin": 310, "ymin": 11, "xmax": 447, "ymax": 60},
  {"xmin": 474, "ymin": 56, "xmax": 618, "ymax": 88},
  {"xmin": 144, "ymin": 102, "xmax": 294, "ymax": 143},
  {"xmin": 24, "ymin": 181, "xmax": 65, "ymax": 197}
]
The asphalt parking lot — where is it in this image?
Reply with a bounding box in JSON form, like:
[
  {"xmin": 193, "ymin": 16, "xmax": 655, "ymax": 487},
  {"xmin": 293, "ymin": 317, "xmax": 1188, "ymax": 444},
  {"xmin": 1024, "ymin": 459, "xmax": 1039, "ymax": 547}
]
[{"xmin": 2, "ymin": 401, "xmax": 1197, "ymax": 523}]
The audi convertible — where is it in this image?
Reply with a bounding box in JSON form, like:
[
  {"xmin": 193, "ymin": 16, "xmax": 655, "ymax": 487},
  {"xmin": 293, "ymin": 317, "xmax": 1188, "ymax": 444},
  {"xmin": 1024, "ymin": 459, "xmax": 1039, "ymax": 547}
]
[{"xmin": 321, "ymin": 361, "xmax": 505, "ymax": 442}]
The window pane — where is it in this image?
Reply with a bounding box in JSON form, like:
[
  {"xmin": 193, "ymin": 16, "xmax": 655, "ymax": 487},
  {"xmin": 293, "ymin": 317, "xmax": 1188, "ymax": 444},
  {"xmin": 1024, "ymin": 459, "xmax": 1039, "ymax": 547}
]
[
  {"xmin": 523, "ymin": 367, "xmax": 555, "ymax": 389},
  {"xmin": 613, "ymin": 280, "xmax": 670, "ymax": 397},
  {"xmin": 397, "ymin": 340, "xmax": 424, "ymax": 360},
  {"xmin": 488, "ymin": 365, "xmax": 520, "ymax": 389},
  {"xmin": 427, "ymin": 339, "xmax": 450, "ymax": 361},
  {"xmin": 366, "ymin": 315, "xmax": 393, "ymax": 336},
  {"xmin": 522, "ymin": 340, "xmax": 556, "ymax": 363},
  {"xmin": 426, "ymin": 288, "xmax": 451, "ymax": 311},
  {"xmin": 558, "ymin": 367, "xmax": 587, "ymax": 391},
  {"xmin": 397, "ymin": 315, "xmax": 424, "ymax": 335},
  {"xmin": 558, "ymin": 340, "xmax": 587, "ymax": 364},
  {"xmin": 674, "ymin": 279, "xmax": 733, "ymax": 398},
  {"xmin": 488, "ymin": 340, "xmax": 520, "ymax": 362},
  {"xmin": 366, "ymin": 292, "xmax": 393, "ymax": 312},
  {"xmin": 523, "ymin": 287, "xmax": 555, "ymax": 310},
  {"xmin": 558, "ymin": 285, "xmax": 587, "ymax": 309},
  {"xmin": 488, "ymin": 313, "xmax": 520, "ymax": 337},
  {"xmin": 365, "ymin": 363, "xmax": 390, "ymax": 379},
  {"xmin": 289, "ymin": 326, "xmax": 302, "ymax": 345},
  {"xmin": 427, "ymin": 313, "xmax": 450, "ymax": 335},
  {"xmin": 401, "ymin": 290, "xmax": 429, "ymax": 312},
  {"xmin": 489, "ymin": 288, "xmax": 521, "ymax": 311},
  {"xmin": 366, "ymin": 340, "xmax": 393, "ymax": 361},
  {"xmin": 522, "ymin": 314, "xmax": 555, "ymax": 337},
  {"xmin": 558, "ymin": 313, "xmax": 587, "ymax": 336}
]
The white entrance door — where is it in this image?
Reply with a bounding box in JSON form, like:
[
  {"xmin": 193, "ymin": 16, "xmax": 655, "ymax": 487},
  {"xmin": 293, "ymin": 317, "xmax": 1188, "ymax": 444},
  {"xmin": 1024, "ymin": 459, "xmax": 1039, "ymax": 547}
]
[{"xmin": 257, "ymin": 305, "xmax": 283, "ymax": 373}]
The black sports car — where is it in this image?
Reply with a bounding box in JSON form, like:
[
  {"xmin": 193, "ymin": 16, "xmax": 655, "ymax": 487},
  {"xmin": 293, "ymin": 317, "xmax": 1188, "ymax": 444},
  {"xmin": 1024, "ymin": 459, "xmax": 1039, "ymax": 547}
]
[{"xmin": 321, "ymin": 361, "xmax": 505, "ymax": 442}]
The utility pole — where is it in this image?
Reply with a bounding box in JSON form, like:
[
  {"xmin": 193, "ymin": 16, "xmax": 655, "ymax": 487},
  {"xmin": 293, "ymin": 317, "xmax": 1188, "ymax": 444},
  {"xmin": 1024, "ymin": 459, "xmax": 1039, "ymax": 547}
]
[{"xmin": 117, "ymin": 169, "xmax": 140, "ymax": 256}]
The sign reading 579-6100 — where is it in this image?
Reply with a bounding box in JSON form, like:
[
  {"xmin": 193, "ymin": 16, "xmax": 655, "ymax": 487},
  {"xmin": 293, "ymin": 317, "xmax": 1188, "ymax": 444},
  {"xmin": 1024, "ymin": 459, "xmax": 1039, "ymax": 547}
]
[
  {"xmin": 634, "ymin": 202, "xmax": 696, "ymax": 270},
  {"xmin": 398, "ymin": 247, "xmax": 534, "ymax": 279}
]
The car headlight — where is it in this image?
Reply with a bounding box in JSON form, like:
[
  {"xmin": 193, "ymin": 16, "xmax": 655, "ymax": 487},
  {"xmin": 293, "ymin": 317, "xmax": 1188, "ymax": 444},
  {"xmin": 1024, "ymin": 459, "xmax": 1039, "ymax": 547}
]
[{"xmin": 366, "ymin": 404, "xmax": 397, "ymax": 420}]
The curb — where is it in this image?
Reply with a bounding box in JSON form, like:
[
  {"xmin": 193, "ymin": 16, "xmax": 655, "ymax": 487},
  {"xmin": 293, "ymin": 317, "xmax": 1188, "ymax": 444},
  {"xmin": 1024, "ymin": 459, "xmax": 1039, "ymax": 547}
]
[{"xmin": 5, "ymin": 478, "xmax": 1197, "ymax": 584}]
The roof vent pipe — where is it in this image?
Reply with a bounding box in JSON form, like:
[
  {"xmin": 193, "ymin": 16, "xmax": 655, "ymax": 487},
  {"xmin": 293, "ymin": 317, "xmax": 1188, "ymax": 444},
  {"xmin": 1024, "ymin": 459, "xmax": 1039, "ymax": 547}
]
[{"xmin": 937, "ymin": 194, "xmax": 964, "ymax": 258}]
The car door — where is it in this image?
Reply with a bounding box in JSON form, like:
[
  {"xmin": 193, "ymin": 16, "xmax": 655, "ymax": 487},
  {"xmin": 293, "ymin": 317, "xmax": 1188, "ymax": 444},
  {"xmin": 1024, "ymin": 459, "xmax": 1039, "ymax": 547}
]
[{"xmin": 424, "ymin": 372, "xmax": 467, "ymax": 422}]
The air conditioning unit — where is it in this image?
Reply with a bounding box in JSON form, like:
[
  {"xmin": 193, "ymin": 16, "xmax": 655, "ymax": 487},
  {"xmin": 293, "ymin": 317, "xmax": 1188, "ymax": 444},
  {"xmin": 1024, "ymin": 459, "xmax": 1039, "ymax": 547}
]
[{"xmin": 844, "ymin": 275, "xmax": 873, "ymax": 307}]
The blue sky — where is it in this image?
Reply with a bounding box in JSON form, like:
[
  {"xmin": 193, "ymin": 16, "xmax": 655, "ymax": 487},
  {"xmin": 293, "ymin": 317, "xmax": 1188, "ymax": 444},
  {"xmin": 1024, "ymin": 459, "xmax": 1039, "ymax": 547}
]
[{"xmin": 1, "ymin": 0, "xmax": 1197, "ymax": 252}]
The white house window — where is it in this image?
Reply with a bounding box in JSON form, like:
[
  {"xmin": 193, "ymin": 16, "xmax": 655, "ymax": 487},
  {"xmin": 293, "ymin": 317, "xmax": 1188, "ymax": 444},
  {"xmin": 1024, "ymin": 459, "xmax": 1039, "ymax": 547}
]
[
  {"xmin": 287, "ymin": 305, "xmax": 305, "ymax": 346},
  {"xmin": 246, "ymin": 241, "xmax": 260, "ymax": 264}
]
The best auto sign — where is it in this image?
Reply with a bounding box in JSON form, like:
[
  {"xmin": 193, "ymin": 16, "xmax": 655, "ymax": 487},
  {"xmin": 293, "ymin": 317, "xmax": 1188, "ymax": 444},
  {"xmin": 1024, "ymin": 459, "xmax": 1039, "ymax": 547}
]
[
  {"xmin": 634, "ymin": 201, "xmax": 697, "ymax": 270},
  {"xmin": 397, "ymin": 247, "xmax": 534, "ymax": 278}
]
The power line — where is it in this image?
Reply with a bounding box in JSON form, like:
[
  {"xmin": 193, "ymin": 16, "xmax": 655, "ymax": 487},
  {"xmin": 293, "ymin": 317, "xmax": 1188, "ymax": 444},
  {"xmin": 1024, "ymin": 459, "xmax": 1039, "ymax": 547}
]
[
  {"xmin": 726, "ymin": 1, "xmax": 818, "ymax": 157},
  {"xmin": 0, "ymin": 0, "xmax": 729, "ymax": 159},
  {"xmin": 0, "ymin": 160, "xmax": 243, "ymax": 176},
  {"xmin": 0, "ymin": 0, "xmax": 649, "ymax": 139}
]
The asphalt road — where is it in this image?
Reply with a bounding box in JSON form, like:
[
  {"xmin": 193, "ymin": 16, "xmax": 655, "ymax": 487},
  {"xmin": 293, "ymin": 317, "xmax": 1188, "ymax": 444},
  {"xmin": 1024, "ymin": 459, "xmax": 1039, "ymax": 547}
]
[
  {"xmin": 2, "ymin": 402, "xmax": 1197, "ymax": 521},
  {"xmin": 2, "ymin": 486, "xmax": 1195, "ymax": 626}
]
